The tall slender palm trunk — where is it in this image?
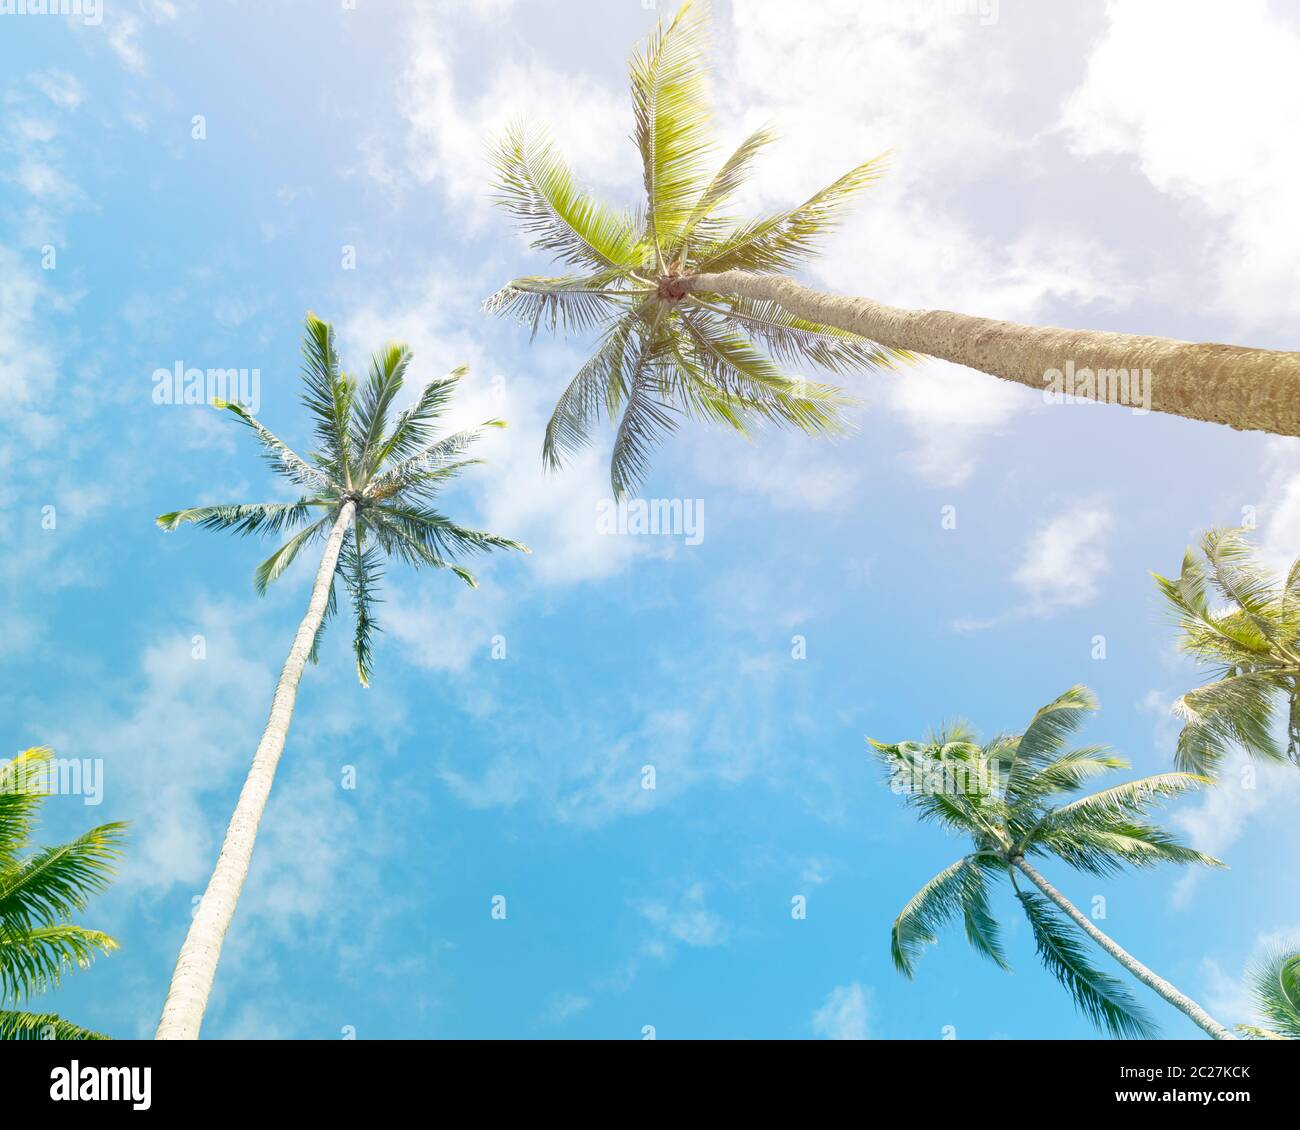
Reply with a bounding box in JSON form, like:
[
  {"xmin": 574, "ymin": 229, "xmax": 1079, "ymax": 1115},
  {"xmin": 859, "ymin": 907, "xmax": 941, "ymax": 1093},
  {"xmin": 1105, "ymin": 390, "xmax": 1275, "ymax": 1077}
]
[
  {"xmin": 686, "ymin": 270, "xmax": 1300, "ymax": 437},
  {"xmin": 155, "ymin": 501, "xmax": 356, "ymax": 1040},
  {"xmin": 1012, "ymin": 855, "xmax": 1235, "ymax": 1040}
]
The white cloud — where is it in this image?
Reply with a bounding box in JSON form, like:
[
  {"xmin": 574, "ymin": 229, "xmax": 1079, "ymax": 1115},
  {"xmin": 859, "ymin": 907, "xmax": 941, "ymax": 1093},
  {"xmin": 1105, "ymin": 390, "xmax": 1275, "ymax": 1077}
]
[
  {"xmin": 44, "ymin": 601, "xmax": 276, "ymax": 895},
  {"xmin": 635, "ymin": 881, "xmax": 729, "ymax": 950},
  {"xmin": 541, "ymin": 992, "xmax": 591, "ymax": 1026},
  {"xmin": 954, "ymin": 499, "xmax": 1113, "ymax": 631},
  {"xmin": 1256, "ymin": 438, "xmax": 1300, "ymax": 577},
  {"xmin": 692, "ymin": 428, "xmax": 864, "ymax": 510},
  {"xmin": 1011, "ymin": 501, "xmax": 1114, "ymax": 612},
  {"xmin": 391, "ymin": 2, "xmax": 629, "ymax": 219},
  {"xmin": 812, "ymin": 981, "xmax": 871, "ymax": 1040},
  {"xmin": 33, "ymin": 70, "xmax": 83, "ymax": 110},
  {"xmin": 1060, "ymin": 0, "xmax": 1300, "ymax": 329}
]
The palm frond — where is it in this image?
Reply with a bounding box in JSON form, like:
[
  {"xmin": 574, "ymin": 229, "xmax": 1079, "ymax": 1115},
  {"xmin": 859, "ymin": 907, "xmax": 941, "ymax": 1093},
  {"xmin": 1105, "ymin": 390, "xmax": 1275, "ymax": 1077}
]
[
  {"xmin": 0, "ymin": 749, "xmax": 52, "ymax": 870},
  {"xmin": 307, "ymin": 551, "xmax": 341, "ymax": 667},
  {"xmin": 1016, "ymin": 891, "xmax": 1158, "ymax": 1039},
  {"xmin": 688, "ymin": 294, "xmax": 901, "ymax": 375},
  {"xmin": 1050, "ymin": 772, "xmax": 1212, "ymax": 823},
  {"xmin": 542, "ymin": 315, "xmax": 638, "ymax": 471},
  {"xmin": 1172, "ymin": 674, "xmax": 1286, "ymax": 774},
  {"xmin": 0, "ymin": 924, "xmax": 119, "ymax": 1004},
  {"xmin": 961, "ymin": 860, "xmax": 1011, "ymax": 972},
  {"xmin": 1011, "ymin": 686, "xmax": 1099, "ymax": 773},
  {"xmin": 491, "ymin": 122, "xmax": 643, "ymax": 271},
  {"xmin": 369, "ymin": 505, "xmax": 528, "ymax": 566},
  {"xmin": 484, "ymin": 273, "xmax": 640, "ymax": 339},
  {"xmin": 1034, "ymin": 819, "xmax": 1222, "ymax": 875},
  {"xmin": 301, "ymin": 312, "xmax": 355, "ymax": 479},
  {"xmin": 693, "ymin": 152, "xmax": 890, "ymax": 274},
  {"xmin": 352, "ymin": 343, "xmax": 412, "ymax": 480},
  {"xmin": 679, "ymin": 311, "xmax": 852, "ymax": 434},
  {"xmin": 369, "ymin": 367, "xmax": 469, "ymax": 470},
  {"xmin": 610, "ymin": 358, "xmax": 679, "ymax": 498},
  {"xmin": 1006, "ymin": 746, "xmax": 1127, "ymax": 811},
  {"xmin": 1247, "ymin": 949, "xmax": 1300, "ymax": 1039},
  {"xmin": 253, "ymin": 516, "xmax": 333, "ymax": 596},
  {"xmin": 0, "ymin": 824, "xmax": 126, "ymax": 935},
  {"xmin": 674, "ymin": 125, "xmax": 776, "ymax": 251},
  {"xmin": 342, "ymin": 536, "xmax": 383, "ymax": 688},
  {"xmin": 1157, "ymin": 529, "xmax": 1300, "ymax": 772},
  {"xmin": 630, "ymin": 0, "xmax": 715, "ymax": 253},
  {"xmin": 156, "ymin": 500, "xmax": 326, "ymax": 536},
  {"xmin": 0, "ymin": 1009, "xmax": 110, "ymax": 1040},
  {"xmin": 369, "ymin": 422, "xmax": 504, "ymax": 503},
  {"xmin": 209, "ymin": 400, "xmax": 332, "ymax": 491},
  {"xmin": 890, "ymin": 856, "xmax": 981, "ymax": 977}
]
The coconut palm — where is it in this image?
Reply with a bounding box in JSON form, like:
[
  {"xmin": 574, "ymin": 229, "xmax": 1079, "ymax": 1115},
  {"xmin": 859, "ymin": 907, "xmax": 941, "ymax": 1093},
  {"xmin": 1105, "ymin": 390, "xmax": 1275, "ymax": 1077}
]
[
  {"xmin": 872, "ymin": 686, "xmax": 1235, "ymax": 1039},
  {"xmin": 1155, "ymin": 528, "xmax": 1300, "ymax": 775},
  {"xmin": 153, "ymin": 314, "xmax": 527, "ymax": 1040},
  {"xmin": 1239, "ymin": 948, "xmax": 1300, "ymax": 1039},
  {"xmin": 1, "ymin": 746, "xmax": 125, "ymax": 1041},
  {"xmin": 487, "ymin": 0, "xmax": 1300, "ymax": 495}
]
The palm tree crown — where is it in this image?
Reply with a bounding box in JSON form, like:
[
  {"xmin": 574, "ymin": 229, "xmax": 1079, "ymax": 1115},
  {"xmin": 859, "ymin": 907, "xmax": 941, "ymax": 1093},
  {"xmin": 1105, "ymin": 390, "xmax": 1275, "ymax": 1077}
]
[
  {"xmin": 1155, "ymin": 528, "xmax": 1300, "ymax": 774},
  {"xmin": 158, "ymin": 314, "xmax": 528, "ymax": 686},
  {"xmin": 1240, "ymin": 948, "xmax": 1300, "ymax": 1039},
  {"xmin": 486, "ymin": 0, "xmax": 901, "ymax": 495},
  {"xmin": 1, "ymin": 747, "xmax": 124, "ymax": 1040},
  {"xmin": 873, "ymin": 686, "xmax": 1221, "ymax": 1039}
]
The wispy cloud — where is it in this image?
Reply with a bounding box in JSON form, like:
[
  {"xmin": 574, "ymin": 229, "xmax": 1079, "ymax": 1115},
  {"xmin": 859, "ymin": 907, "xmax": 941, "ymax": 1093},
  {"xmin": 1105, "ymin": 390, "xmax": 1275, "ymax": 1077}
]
[{"xmin": 812, "ymin": 981, "xmax": 871, "ymax": 1040}]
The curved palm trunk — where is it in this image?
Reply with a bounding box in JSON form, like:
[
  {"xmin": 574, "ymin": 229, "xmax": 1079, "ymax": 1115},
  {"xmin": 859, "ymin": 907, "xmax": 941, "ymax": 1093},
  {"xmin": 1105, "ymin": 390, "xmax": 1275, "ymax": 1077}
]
[
  {"xmin": 155, "ymin": 501, "xmax": 356, "ymax": 1040},
  {"xmin": 686, "ymin": 270, "xmax": 1300, "ymax": 437},
  {"xmin": 1013, "ymin": 856, "xmax": 1234, "ymax": 1040}
]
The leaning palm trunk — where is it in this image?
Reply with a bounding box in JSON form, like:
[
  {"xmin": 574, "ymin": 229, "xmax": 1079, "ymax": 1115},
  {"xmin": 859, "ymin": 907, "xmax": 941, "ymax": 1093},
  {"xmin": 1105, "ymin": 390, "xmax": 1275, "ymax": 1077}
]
[
  {"xmin": 155, "ymin": 501, "xmax": 356, "ymax": 1040},
  {"xmin": 1012, "ymin": 855, "xmax": 1234, "ymax": 1040},
  {"xmin": 687, "ymin": 271, "xmax": 1300, "ymax": 436}
]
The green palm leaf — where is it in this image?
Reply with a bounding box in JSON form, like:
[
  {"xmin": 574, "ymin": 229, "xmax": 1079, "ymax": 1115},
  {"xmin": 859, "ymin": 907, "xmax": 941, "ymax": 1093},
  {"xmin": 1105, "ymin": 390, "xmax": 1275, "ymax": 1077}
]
[
  {"xmin": 210, "ymin": 401, "xmax": 332, "ymax": 492},
  {"xmin": 890, "ymin": 856, "xmax": 980, "ymax": 977},
  {"xmin": 630, "ymin": 0, "xmax": 714, "ymax": 253},
  {"xmin": 1016, "ymin": 891, "xmax": 1158, "ymax": 1039},
  {"xmin": 0, "ymin": 824, "xmax": 126, "ymax": 934},
  {"xmin": 0, "ymin": 924, "xmax": 119, "ymax": 1003},
  {"xmin": 492, "ymin": 122, "xmax": 644, "ymax": 271},
  {"xmin": 352, "ymin": 343, "xmax": 413, "ymax": 477},
  {"xmin": 0, "ymin": 1010, "xmax": 110, "ymax": 1040},
  {"xmin": 1157, "ymin": 528, "xmax": 1300, "ymax": 771},
  {"xmin": 1245, "ymin": 950, "xmax": 1300, "ymax": 1039}
]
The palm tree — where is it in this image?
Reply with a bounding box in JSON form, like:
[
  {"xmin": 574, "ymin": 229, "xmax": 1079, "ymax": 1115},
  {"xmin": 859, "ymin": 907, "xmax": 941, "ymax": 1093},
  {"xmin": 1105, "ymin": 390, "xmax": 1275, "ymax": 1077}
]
[
  {"xmin": 153, "ymin": 314, "xmax": 527, "ymax": 1040},
  {"xmin": 1, "ymin": 746, "xmax": 125, "ymax": 1041},
  {"xmin": 1155, "ymin": 528, "xmax": 1300, "ymax": 775},
  {"xmin": 487, "ymin": 0, "xmax": 1300, "ymax": 495},
  {"xmin": 872, "ymin": 686, "xmax": 1236, "ymax": 1039},
  {"xmin": 1239, "ymin": 948, "xmax": 1300, "ymax": 1039}
]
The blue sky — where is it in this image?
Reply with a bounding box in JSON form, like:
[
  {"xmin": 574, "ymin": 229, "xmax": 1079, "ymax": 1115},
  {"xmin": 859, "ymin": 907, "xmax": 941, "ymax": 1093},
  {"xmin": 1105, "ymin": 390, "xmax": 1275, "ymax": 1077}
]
[{"xmin": 2, "ymin": 0, "xmax": 1299, "ymax": 1039}]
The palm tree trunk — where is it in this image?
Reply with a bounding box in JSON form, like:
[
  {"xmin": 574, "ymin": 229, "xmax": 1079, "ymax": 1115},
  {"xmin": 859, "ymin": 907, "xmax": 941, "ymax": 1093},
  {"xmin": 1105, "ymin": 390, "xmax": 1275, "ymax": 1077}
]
[
  {"xmin": 1012, "ymin": 855, "xmax": 1235, "ymax": 1040},
  {"xmin": 685, "ymin": 270, "xmax": 1300, "ymax": 437},
  {"xmin": 155, "ymin": 501, "xmax": 356, "ymax": 1040}
]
